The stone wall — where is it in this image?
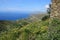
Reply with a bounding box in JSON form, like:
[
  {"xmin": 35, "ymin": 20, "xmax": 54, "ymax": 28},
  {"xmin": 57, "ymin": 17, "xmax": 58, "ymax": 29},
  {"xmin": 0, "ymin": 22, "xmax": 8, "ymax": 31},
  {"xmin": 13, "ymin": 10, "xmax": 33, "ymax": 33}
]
[{"xmin": 51, "ymin": 0, "xmax": 60, "ymax": 18}]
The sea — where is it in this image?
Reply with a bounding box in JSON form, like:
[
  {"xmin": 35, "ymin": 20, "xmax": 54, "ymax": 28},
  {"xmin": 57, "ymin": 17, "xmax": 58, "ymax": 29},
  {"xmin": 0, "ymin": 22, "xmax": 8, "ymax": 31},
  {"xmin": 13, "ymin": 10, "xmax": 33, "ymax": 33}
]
[{"xmin": 0, "ymin": 12, "xmax": 30, "ymax": 20}]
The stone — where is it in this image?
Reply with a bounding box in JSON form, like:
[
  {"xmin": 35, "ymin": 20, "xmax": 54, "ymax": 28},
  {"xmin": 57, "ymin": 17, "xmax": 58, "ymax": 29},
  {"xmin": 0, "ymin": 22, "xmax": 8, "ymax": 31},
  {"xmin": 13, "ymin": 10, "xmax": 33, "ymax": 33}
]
[{"xmin": 51, "ymin": 0, "xmax": 60, "ymax": 18}]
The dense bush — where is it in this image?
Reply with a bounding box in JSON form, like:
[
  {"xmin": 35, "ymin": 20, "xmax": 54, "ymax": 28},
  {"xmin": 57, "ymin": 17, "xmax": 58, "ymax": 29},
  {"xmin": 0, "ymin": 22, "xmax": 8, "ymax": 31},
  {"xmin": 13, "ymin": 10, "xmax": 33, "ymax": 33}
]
[
  {"xmin": 42, "ymin": 15, "xmax": 50, "ymax": 21},
  {"xmin": 0, "ymin": 18, "xmax": 60, "ymax": 40},
  {"xmin": 0, "ymin": 19, "xmax": 49, "ymax": 40}
]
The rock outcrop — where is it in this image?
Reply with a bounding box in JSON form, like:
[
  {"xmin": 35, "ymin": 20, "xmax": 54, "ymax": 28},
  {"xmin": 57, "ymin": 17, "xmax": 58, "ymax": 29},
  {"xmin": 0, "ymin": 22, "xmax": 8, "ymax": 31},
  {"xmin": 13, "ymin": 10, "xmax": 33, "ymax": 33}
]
[{"xmin": 51, "ymin": 0, "xmax": 60, "ymax": 18}]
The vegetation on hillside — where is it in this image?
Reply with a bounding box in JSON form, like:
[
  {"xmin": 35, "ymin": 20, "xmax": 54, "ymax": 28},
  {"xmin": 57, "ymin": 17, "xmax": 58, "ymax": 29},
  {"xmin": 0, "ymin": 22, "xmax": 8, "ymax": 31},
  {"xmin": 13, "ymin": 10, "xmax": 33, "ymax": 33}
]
[
  {"xmin": 0, "ymin": 18, "xmax": 49, "ymax": 40},
  {"xmin": 0, "ymin": 17, "xmax": 60, "ymax": 40}
]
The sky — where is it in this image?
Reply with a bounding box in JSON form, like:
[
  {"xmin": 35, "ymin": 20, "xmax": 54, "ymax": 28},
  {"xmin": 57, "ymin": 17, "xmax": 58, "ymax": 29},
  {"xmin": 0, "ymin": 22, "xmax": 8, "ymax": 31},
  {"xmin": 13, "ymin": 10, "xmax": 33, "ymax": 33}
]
[{"xmin": 0, "ymin": 0, "xmax": 51, "ymax": 12}]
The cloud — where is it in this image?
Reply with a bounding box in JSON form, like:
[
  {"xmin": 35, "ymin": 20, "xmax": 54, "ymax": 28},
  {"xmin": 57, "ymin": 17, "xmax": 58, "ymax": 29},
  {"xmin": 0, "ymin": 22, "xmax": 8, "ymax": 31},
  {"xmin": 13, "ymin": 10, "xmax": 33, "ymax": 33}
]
[{"xmin": 45, "ymin": 5, "xmax": 49, "ymax": 9}]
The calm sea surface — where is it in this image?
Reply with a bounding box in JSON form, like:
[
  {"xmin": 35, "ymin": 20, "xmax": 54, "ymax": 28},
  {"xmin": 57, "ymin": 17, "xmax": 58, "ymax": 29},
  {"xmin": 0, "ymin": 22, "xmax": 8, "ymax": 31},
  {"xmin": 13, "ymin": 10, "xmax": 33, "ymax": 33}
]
[{"xmin": 0, "ymin": 12, "xmax": 30, "ymax": 20}]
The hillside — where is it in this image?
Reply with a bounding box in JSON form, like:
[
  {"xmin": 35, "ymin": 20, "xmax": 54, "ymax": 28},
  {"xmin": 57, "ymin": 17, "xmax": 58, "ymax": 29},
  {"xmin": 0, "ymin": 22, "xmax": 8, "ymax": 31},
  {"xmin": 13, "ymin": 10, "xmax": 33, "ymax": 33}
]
[
  {"xmin": 0, "ymin": 14, "xmax": 60, "ymax": 40},
  {"xmin": 24, "ymin": 13, "xmax": 48, "ymax": 23},
  {"xmin": 0, "ymin": 19, "xmax": 49, "ymax": 40}
]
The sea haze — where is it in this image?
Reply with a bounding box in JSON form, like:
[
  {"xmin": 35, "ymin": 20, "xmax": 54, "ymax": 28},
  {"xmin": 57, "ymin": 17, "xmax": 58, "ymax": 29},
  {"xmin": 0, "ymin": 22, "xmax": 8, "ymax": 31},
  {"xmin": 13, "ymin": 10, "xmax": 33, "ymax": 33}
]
[{"xmin": 0, "ymin": 12, "xmax": 30, "ymax": 20}]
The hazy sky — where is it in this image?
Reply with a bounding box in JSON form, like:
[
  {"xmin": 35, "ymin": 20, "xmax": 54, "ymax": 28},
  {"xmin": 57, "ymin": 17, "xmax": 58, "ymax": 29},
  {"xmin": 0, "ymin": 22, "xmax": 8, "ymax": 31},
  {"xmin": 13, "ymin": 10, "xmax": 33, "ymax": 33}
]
[{"xmin": 0, "ymin": 0, "xmax": 51, "ymax": 12}]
